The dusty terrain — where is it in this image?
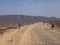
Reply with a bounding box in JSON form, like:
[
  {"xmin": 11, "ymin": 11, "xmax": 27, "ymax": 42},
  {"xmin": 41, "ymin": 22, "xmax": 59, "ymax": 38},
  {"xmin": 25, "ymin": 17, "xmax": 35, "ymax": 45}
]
[{"xmin": 0, "ymin": 22, "xmax": 60, "ymax": 45}]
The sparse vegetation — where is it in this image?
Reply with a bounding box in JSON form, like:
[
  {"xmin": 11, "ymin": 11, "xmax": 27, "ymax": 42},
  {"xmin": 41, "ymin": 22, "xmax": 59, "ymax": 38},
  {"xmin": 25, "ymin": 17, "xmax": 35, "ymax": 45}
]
[
  {"xmin": 55, "ymin": 20, "xmax": 60, "ymax": 26},
  {"xmin": 0, "ymin": 24, "xmax": 17, "ymax": 34}
]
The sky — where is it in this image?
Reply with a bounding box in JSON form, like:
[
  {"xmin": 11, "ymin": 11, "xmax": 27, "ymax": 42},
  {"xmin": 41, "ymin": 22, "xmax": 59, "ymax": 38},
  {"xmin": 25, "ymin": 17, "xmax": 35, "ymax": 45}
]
[{"xmin": 0, "ymin": 0, "xmax": 60, "ymax": 17}]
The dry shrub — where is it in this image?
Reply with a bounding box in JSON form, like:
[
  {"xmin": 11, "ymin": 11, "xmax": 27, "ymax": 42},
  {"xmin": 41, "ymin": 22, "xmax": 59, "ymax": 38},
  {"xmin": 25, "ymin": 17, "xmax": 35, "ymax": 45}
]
[
  {"xmin": 47, "ymin": 20, "xmax": 60, "ymax": 27},
  {"xmin": 0, "ymin": 24, "xmax": 18, "ymax": 34},
  {"xmin": 55, "ymin": 21, "xmax": 60, "ymax": 27}
]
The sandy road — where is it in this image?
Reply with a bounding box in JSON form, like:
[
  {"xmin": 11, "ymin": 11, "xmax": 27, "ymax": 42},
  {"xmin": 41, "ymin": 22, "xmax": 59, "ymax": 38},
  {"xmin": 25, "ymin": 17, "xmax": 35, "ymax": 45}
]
[
  {"xmin": 30, "ymin": 23, "xmax": 60, "ymax": 45},
  {"xmin": 18, "ymin": 22, "xmax": 60, "ymax": 45},
  {"xmin": 0, "ymin": 23, "xmax": 37, "ymax": 45},
  {"xmin": 0, "ymin": 22, "xmax": 60, "ymax": 45}
]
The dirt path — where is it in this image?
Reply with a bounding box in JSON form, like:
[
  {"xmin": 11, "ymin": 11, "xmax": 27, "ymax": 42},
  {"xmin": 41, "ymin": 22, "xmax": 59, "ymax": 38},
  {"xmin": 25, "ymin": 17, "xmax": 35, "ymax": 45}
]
[
  {"xmin": 18, "ymin": 23, "xmax": 60, "ymax": 45},
  {"xmin": 0, "ymin": 23, "xmax": 37, "ymax": 45},
  {"xmin": 0, "ymin": 22, "xmax": 60, "ymax": 45}
]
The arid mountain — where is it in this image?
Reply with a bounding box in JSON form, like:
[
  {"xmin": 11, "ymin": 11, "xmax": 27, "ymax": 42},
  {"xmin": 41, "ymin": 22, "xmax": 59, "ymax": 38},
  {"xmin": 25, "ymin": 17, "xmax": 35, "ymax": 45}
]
[
  {"xmin": 0, "ymin": 15, "xmax": 48, "ymax": 24},
  {"xmin": 0, "ymin": 15, "xmax": 60, "ymax": 25},
  {"xmin": 49, "ymin": 17, "xmax": 60, "ymax": 21}
]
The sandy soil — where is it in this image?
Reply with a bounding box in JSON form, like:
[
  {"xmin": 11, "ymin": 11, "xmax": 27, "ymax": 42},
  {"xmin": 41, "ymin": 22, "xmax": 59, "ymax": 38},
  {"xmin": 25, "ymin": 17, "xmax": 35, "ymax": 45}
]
[{"xmin": 0, "ymin": 22, "xmax": 60, "ymax": 45}]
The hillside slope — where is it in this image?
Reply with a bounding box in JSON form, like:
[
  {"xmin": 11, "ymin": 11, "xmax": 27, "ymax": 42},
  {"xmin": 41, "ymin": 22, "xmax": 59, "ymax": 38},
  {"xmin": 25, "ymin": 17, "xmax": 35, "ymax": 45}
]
[{"xmin": 0, "ymin": 15, "xmax": 49, "ymax": 25}]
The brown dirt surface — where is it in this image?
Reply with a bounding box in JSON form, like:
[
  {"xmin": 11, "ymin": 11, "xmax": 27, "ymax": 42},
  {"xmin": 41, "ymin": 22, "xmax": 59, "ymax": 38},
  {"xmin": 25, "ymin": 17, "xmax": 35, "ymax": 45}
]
[{"xmin": 0, "ymin": 22, "xmax": 60, "ymax": 45}]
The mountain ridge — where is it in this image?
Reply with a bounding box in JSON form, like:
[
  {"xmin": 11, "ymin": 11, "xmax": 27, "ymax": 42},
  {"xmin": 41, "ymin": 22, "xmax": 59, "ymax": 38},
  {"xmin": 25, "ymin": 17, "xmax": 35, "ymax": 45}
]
[{"xmin": 0, "ymin": 15, "xmax": 60, "ymax": 25}]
